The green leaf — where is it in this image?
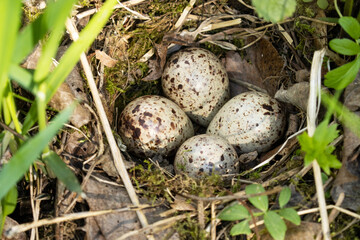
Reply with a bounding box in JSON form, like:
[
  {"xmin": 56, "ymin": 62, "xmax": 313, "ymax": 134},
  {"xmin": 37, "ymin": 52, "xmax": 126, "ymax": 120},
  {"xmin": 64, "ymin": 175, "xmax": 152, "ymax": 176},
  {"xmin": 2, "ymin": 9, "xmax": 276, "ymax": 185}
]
[
  {"xmin": 0, "ymin": 105, "xmax": 74, "ymax": 200},
  {"xmin": 324, "ymin": 57, "xmax": 360, "ymax": 90},
  {"xmin": 298, "ymin": 121, "xmax": 341, "ymax": 175},
  {"xmin": 279, "ymin": 187, "xmax": 291, "ymax": 208},
  {"xmin": 279, "ymin": 208, "xmax": 301, "ymax": 225},
  {"xmin": 1, "ymin": 186, "xmax": 18, "ymax": 216},
  {"xmin": 264, "ymin": 211, "xmax": 287, "ymax": 240},
  {"xmin": 230, "ymin": 220, "xmax": 252, "ymax": 236},
  {"xmin": 317, "ymin": 0, "xmax": 329, "ymax": 9},
  {"xmin": 246, "ymin": 184, "xmax": 268, "ymax": 212},
  {"xmin": 218, "ymin": 203, "xmax": 250, "ymax": 221},
  {"xmin": 321, "ymin": 172, "xmax": 328, "ymax": 184},
  {"xmin": 329, "ymin": 39, "xmax": 360, "ymax": 55},
  {"xmin": 0, "ymin": 186, "xmax": 18, "ymax": 234},
  {"xmin": 252, "ymin": 0, "xmax": 296, "ymax": 23},
  {"xmin": 339, "ymin": 17, "xmax": 360, "ymax": 40},
  {"xmin": 0, "ymin": 0, "xmax": 22, "ymax": 109},
  {"xmin": 302, "ymin": 0, "xmax": 313, "ymax": 2},
  {"xmin": 43, "ymin": 151, "xmax": 81, "ymax": 194},
  {"xmin": 322, "ymin": 92, "xmax": 360, "ymax": 139}
]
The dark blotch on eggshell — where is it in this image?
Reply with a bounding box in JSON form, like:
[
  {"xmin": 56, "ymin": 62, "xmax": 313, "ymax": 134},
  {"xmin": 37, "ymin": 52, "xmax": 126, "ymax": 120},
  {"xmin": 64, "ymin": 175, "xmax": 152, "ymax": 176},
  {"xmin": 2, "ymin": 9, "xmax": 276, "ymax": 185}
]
[
  {"xmin": 162, "ymin": 47, "xmax": 230, "ymax": 127},
  {"xmin": 174, "ymin": 134, "xmax": 238, "ymax": 179},
  {"xmin": 119, "ymin": 95, "xmax": 194, "ymax": 158},
  {"xmin": 206, "ymin": 91, "xmax": 285, "ymax": 154}
]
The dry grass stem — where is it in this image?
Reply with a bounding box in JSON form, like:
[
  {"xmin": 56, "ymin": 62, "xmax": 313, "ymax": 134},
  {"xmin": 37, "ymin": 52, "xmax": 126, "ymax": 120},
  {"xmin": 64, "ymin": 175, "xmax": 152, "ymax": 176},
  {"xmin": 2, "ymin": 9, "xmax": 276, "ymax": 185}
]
[
  {"xmin": 5, "ymin": 206, "xmax": 151, "ymax": 238},
  {"xmin": 252, "ymin": 127, "xmax": 307, "ymax": 170},
  {"xmin": 198, "ymin": 200, "xmax": 205, "ymax": 229},
  {"xmin": 76, "ymin": 0, "xmax": 147, "ymax": 20},
  {"xmin": 210, "ymin": 202, "xmax": 216, "ymax": 240},
  {"xmin": 174, "ymin": 0, "xmax": 197, "ymax": 30},
  {"xmin": 307, "ymin": 48, "xmax": 331, "ymax": 239},
  {"xmin": 116, "ymin": 0, "xmax": 150, "ymax": 20},
  {"xmin": 116, "ymin": 213, "xmax": 197, "ymax": 240},
  {"xmin": 65, "ymin": 17, "xmax": 153, "ymax": 239}
]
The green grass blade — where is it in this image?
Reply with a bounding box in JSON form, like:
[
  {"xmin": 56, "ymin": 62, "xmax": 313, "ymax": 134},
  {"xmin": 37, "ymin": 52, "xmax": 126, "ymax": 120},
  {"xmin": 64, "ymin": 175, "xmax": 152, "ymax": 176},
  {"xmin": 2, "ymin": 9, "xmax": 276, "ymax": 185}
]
[
  {"xmin": 0, "ymin": 186, "xmax": 18, "ymax": 234},
  {"xmin": 322, "ymin": 91, "xmax": 360, "ymax": 138},
  {"xmin": 45, "ymin": 0, "xmax": 118, "ymax": 98},
  {"xmin": 33, "ymin": 0, "xmax": 77, "ymax": 82},
  {"xmin": 0, "ymin": 0, "xmax": 22, "ymax": 109},
  {"xmin": 0, "ymin": 104, "xmax": 75, "ymax": 200},
  {"xmin": 43, "ymin": 151, "xmax": 81, "ymax": 193},
  {"xmin": 9, "ymin": 65, "xmax": 36, "ymax": 94},
  {"xmin": 12, "ymin": 0, "xmax": 77, "ymax": 64},
  {"xmin": 22, "ymin": 0, "xmax": 118, "ymax": 133}
]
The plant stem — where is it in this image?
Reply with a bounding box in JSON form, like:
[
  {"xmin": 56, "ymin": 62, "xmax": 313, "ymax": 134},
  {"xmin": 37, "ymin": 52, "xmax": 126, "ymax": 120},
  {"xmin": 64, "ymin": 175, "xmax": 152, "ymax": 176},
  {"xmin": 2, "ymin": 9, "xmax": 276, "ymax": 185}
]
[
  {"xmin": 334, "ymin": 0, "xmax": 343, "ymax": 18},
  {"xmin": 65, "ymin": 13, "xmax": 153, "ymax": 239},
  {"xmin": 308, "ymin": 49, "xmax": 331, "ymax": 240}
]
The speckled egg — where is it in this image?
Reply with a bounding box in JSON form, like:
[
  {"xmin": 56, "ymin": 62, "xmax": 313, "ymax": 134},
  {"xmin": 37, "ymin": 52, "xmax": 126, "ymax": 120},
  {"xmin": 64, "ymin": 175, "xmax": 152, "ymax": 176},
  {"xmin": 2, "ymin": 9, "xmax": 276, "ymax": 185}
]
[
  {"xmin": 207, "ymin": 91, "xmax": 285, "ymax": 153},
  {"xmin": 174, "ymin": 134, "xmax": 239, "ymax": 178},
  {"xmin": 119, "ymin": 95, "xmax": 194, "ymax": 157},
  {"xmin": 162, "ymin": 47, "xmax": 230, "ymax": 127}
]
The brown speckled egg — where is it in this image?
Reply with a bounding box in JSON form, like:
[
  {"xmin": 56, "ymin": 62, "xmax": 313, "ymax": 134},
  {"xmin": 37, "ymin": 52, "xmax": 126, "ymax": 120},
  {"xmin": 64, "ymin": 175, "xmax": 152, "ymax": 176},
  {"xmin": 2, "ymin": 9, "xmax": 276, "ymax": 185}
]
[
  {"xmin": 119, "ymin": 95, "xmax": 194, "ymax": 157},
  {"xmin": 162, "ymin": 47, "xmax": 230, "ymax": 127},
  {"xmin": 174, "ymin": 134, "xmax": 239, "ymax": 178},
  {"xmin": 207, "ymin": 91, "xmax": 285, "ymax": 154}
]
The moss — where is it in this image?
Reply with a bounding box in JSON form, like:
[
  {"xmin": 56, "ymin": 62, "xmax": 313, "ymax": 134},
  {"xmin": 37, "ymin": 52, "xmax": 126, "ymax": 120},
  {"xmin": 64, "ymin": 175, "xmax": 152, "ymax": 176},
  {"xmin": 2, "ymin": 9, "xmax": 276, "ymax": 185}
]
[
  {"xmin": 295, "ymin": 0, "xmax": 317, "ymax": 18},
  {"xmin": 175, "ymin": 215, "xmax": 209, "ymax": 240},
  {"xmin": 77, "ymin": 0, "xmax": 93, "ymax": 7},
  {"xmin": 201, "ymin": 42, "xmax": 227, "ymax": 57},
  {"xmin": 295, "ymin": 19, "xmax": 316, "ymax": 34},
  {"xmin": 22, "ymin": 5, "xmax": 42, "ymax": 24}
]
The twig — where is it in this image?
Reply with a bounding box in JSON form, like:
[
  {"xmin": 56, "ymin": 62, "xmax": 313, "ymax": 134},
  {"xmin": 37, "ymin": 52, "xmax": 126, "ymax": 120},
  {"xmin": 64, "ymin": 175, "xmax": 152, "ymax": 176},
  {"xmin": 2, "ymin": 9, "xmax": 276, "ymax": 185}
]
[
  {"xmin": 76, "ymin": 0, "xmax": 147, "ymax": 20},
  {"xmin": 5, "ymin": 206, "xmax": 151, "ymax": 238},
  {"xmin": 0, "ymin": 122, "xmax": 26, "ymax": 141},
  {"xmin": 316, "ymin": 192, "xmax": 345, "ymax": 240},
  {"xmin": 181, "ymin": 185, "xmax": 282, "ymax": 202},
  {"xmin": 307, "ymin": 48, "xmax": 331, "ymax": 239},
  {"xmin": 210, "ymin": 202, "xmax": 216, "ymax": 240},
  {"xmin": 116, "ymin": 213, "xmax": 197, "ymax": 240},
  {"xmin": 65, "ymin": 17, "xmax": 153, "ymax": 239}
]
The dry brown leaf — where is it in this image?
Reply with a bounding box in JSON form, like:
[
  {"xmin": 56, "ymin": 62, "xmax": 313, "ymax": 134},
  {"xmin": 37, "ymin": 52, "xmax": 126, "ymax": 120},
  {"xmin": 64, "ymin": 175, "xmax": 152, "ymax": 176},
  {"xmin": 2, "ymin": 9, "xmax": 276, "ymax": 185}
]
[
  {"xmin": 275, "ymin": 82, "xmax": 309, "ymax": 112},
  {"xmin": 142, "ymin": 32, "xmax": 197, "ymax": 81},
  {"xmin": 84, "ymin": 177, "xmax": 171, "ymax": 240},
  {"xmin": 95, "ymin": 50, "xmax": 118, "ymax": 67},
  {"xmin": 245, "ymin": 36, "xmax": 285, "ymax": 96},
  {"xmin": 49, "ymin": 83, "xmax": 91, "ymax": 128},
  {"xmin": 223, "ymin": 51, "xmax": 263, "ymax": 97},
  {"xmin": 63, "ymin": 131, "xmax": 97, "ymax": 158},
  {"xmin": 295, "ymin": 69, "xmax": 310, "ymax": 82}
]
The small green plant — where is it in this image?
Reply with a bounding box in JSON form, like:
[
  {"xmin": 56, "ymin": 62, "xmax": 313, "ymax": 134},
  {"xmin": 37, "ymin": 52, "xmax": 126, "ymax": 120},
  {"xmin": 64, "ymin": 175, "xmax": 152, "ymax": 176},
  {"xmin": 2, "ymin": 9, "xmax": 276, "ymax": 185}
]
[
  {"xmin": 298, "ymin": 16, "xmax": 360, "ymax": 174},
  {"xmin": 298, "ymin": 121, "xmax": 341, "ymax": 174},
  {"xmin": 324, "ymin": 16, "xmax": 360, "ymax": 90},
  {"xmin": 0, "ymin": 0, "xmax": 117, "ymax": 234},
  {"xmin": 218, "ymin": 185, "xmax": 300, "ymax": 240}
]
